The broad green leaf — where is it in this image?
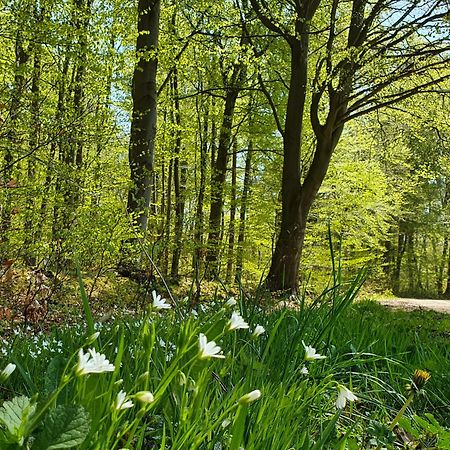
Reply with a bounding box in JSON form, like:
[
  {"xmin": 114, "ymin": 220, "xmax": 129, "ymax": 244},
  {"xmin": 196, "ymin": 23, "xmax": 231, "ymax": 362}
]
[
  {"xmin": 32, "ymin": 405, "xmax": 90, "ymax": 450},
  {"xmin": 0, "ymin": 395, "xmax": 36, "ymax": 443}
]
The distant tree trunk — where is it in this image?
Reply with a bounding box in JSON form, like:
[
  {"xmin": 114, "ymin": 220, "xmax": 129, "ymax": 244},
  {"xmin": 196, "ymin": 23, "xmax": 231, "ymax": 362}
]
[
  {"xmin": 127, "ymin": 0, "xmax": 160, "ymax": 233},
  {"xmin": 162, "ymin": 158, "xmax": 173, "ymax": 275},
  {"xmin": 170, "ymin": 67, "xmax": 186, "ymax": 279},
  {"xmin": 392, "ymin": 223, "xmax": 407, "ymax": 295},
  {"xmin": 235, "ymin": 140, "xmax": 253, "ymax": 281},
  {"xmin": 193, "ymin": 97, "xmax": 208, "ymax": 271},
  {"xmin": 226, "ymin": 141, "xmax": 238, "ymax": 283},
  {"xmin": 444, "ymin": 247, "xmax": 450, "ymax": 298},
  {"xmin": 1, "ymin": 29, "xmax": 29, "ymax": 243},
  {"xmin": 206, "ymin": 64, "xmax": 243, "ymax": 278},
  {"xmin": 52, "ymin": 56, "xmax": 70, "ymax": 243},
  {"xmin": 24, "ymin": 27, "xmax": 42, "ymax": 264},
  {"xmin": 406, "ymin": 232, "xmax": 423, "ymax": 294},
  {"xmin": 59, "ymin": 0, "xmax": 92, "ymax": 221},
  {"xmin": 437, "ymin": 235, "xmax": 448, "ymax": 297}
]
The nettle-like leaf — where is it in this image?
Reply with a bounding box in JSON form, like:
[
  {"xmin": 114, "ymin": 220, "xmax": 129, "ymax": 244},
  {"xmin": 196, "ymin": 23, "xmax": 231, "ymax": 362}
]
[
  {"xmin": 32, "ymin": 405, "xmax": 90, "ymax": 450},
  {"xmin": 0, "ymin": 395, "xmax": 36, "ymax": 444}
]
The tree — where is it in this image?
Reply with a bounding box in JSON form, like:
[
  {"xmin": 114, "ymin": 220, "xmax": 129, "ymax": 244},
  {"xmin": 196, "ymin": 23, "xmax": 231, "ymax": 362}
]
[
  {"xmin": 127, "ymin": 0, "xmax": 161, "ymax": 233},
  {"xmin": 250, "ymin": 0, "xmax": 450, "ymax": 292}
]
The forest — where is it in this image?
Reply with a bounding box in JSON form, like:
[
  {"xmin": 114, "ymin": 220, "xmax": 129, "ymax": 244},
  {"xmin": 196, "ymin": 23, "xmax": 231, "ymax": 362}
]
[
  {"xmin": 0, "ymin": 0, "xmax": 449, "ymax": 296},
  {"xmin": 1, "ymin": 0, "xmax": 450, "ymax": 449}
]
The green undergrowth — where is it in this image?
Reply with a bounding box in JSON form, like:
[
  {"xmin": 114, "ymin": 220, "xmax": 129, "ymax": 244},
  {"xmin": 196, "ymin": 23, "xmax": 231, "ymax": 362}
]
[{"xmin": 0, "ymin": 274, "xmax": 449, "ymax": 449}]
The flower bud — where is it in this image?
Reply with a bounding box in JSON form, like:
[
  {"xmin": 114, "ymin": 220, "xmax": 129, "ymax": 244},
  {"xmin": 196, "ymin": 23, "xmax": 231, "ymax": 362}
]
[
  {"xmin": 86, "ymin": 332, "xmax": 100, "ymax": 344},
  {"xmin": 0, "ymin": 363, "xmax": 16, "ymax": 382},
  {"xmin": 252, "ymin": 325, "xmax": 265, "ymax": 337},
  {"xmin": 238, "ymin": 389, "xmax": 261, "ymax": 405},
  {"xmin": 135, "ymin": 391, "xmax": 154, "ymax": 403}
]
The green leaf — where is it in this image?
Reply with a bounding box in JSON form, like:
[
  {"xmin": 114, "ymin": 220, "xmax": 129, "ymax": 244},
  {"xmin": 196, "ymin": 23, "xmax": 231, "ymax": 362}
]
[
  {"xmin": 44, "ymin": 356, "xmax": 65, "ymax": 396},
  {"xmin": 0, "ymin": 396, "xmax": 36, "ymax": 444},
  {"xmin": 311, "ymin": 410, "xmax": 341, "ymax": 450},
  {"xmin": 32, "ymin": 405, "xmax": 90, "ymax": 450}
]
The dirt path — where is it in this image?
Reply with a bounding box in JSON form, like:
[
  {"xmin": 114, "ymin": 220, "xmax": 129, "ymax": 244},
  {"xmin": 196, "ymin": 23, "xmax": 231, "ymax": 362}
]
[{"xmin": 378, "ymin": 298, "xmax": 450, "ymax": 314}]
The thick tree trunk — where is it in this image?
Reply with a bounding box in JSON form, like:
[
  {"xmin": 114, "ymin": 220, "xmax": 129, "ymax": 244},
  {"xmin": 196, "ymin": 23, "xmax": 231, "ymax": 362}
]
[
  {"xmin": 226, "ymin": 141, "xmax": 238, "ymax": 283},
  {"xmin": 265, "ymin": 31, "xmax": 309, "ymax": 292},
  {"xmin": 127, "ymin": 0, "xmax": 160, "ymax": 232},
  {"xmin": 235, "ymin": 140, "xmax": 253, "ymax": 281},
  {"xmin": 266, "ymin": 0, "xmax": 364, "ymax": 292}
]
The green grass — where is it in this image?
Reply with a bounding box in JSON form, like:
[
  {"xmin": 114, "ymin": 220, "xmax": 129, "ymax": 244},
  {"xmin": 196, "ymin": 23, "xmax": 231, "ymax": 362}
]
[{"xmin": 0, "ymin": 278, "xmax": 449, "ymax": 449}]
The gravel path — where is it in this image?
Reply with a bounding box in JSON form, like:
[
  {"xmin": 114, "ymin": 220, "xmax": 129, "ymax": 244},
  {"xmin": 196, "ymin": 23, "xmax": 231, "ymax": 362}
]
[{"xmin": 378, "ymin": 298, "xmax": 450, "ymax": 314}]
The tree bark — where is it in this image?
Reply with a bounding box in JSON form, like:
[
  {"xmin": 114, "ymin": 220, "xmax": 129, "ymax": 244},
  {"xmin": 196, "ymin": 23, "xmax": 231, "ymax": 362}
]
[
  {"xmin": 235, "ymin": 140, "xmax": 253, "ymax": 281},
  {"xmin": 170, "ymin": 67, "xmax": 186, "ymax": 279},
  {"xmin": 24, "ymin": 27, "xmax": 42, "ymax": 264},
  {"xmin": 193, "ymin": 97, "xmax": 209, "ymax": 271},
  {"xmin": 265, "ymin": 21, "xmax": 310, "ymax": 292},
  {"xmin": 265, "ymin": 0, "xmax": 364, "ymax": 292},
  {"xmin": 226, "ymin": 140, "xmax": 238, "ymax": 283},
  {"xmin": 1, "ymin": 29, "xmax": 29, "ymax": 243},
  {"xmin": 206, "ymin": 64, "xmax": 243, "ymax": 278},
  {"xmin": 127, "ymin": 0, "xmax": 160, "ymax": 233}
]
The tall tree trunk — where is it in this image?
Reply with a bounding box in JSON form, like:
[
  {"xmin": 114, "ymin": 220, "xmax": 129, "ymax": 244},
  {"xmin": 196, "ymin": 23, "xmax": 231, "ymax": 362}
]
[
  {"xmin": 226, "ymin": 140, "xmax": 237, "ymax": 283},
  {"xmin": 1, "ymin": 30, "xmax": 29, "ymax": 244},
  {"xmin": 437, "ymin": 235, "xmax": 448, "ymax": 297},
  {"xmin": 235, "ymin": 140, "xmax": 253, "ymax": 281},
  {"xmin": 162, "ymin": 158, "xmax": 173, "ymax": 275},
  {"xmin": 24, "ymin": 28, "xmax": 42, "ymax": 264},
  {"xmin": 392, "ymin": 224, "xmax": 407, "ymax": 295},
  {"xmin": 265, "ymin": 0, "xmax": 364, "ymax": 292},
  {"xmin": 206, "ymin": 64, "xmax": 243, "ymax": 278},
  {"xmin": 52, "ymin": 56, "xmax": 70, "ymax": 243},
  {"xmin": 193, "ymin": 96, "xmax": 208, "ymax": 271},
  {"xmin": 265, "ymin": 27, "xmax": 310, "ymax": 292},
  {"xmin": 170, "ymin": 67, "xmax": 186, "ymax": 279},
  {"xmin": 444, "ymin": 245, "xmax": 450, "ymax": 298},
  {"xmin": 127, "ymin": 0, "xmax": 160, "ymax": 232}
]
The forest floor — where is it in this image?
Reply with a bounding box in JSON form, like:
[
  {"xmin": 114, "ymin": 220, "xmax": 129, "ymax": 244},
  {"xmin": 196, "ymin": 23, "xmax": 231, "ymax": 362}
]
[{"xmin": 378, "ymin": 297, "xmax": 450, "ymax": 314}]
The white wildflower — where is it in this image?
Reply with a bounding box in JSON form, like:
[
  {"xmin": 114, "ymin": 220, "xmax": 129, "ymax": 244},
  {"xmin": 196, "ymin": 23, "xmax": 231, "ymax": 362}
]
[
  {"xmin": 198, "ymin": 333, "xmax": 225, "ymax": 359},
  {"xmin": 336, "ymin": 385, "xmax": 357, "ymax": 409},
  {"xmin": 252, "ymin": 325, "xmax": 265, "ymax": 337},
  {"xmin": 115, "ymin": 390, "xmax": 134, "ymax": 410},
  {"xmin": 302, "ymin": 341, "xmax": 326, "ymax": 361},
  {"xmin": 152, "ymin": 290, "xmax": 171, "ymax": 310},
  {"xmin": 228, "ymin": 312, "xmax": 249, "ymax": 331},
  {"xmin": 76, "ymin": 348, "xmax": 115, "ymax": 376},
  {"xmin": 300, "ymin": 366, "xmax": 309, "ymax": 375},
  {"xmin": 226, "ymin": 297, "xmax": 237, "ymax": 307}
]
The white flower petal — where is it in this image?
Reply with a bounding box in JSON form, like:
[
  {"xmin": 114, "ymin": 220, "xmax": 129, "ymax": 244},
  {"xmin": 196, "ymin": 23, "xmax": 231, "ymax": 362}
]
[
  {"xmin": 228, "ymin": 312, "xmax": 249, "ymax": 331},
  {"xmin": 198, "ymin": 333, "xmax": 225, "ymax": 359},
  {"xmin": 302, "ymin": 341, "xmax": 326, "ymax": 361}
]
